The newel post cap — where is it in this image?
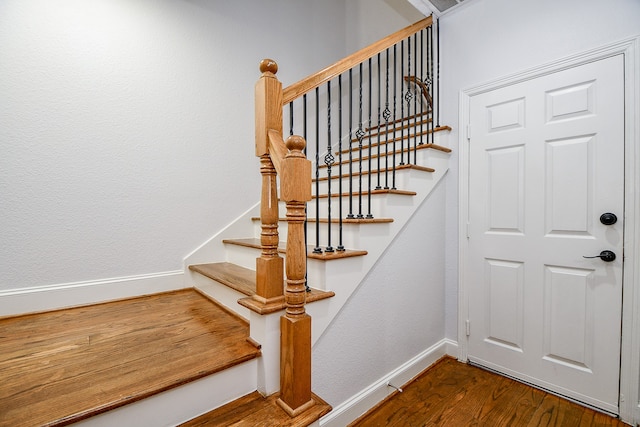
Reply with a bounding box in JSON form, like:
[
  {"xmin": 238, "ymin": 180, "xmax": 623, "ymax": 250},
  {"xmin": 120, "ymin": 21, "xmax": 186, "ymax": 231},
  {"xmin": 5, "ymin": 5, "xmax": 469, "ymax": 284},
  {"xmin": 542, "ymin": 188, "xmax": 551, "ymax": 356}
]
[
  {"xmin": 259, "ymin": 58, "xmax": 278, "ymax": 75},
  {"xmin": 281, "ymin": 135, "xmax": 311, "ymax": 202}
]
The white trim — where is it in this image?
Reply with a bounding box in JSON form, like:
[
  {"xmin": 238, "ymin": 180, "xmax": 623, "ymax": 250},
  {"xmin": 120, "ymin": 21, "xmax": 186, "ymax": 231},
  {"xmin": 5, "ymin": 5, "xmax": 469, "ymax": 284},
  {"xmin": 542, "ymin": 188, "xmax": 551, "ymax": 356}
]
[
  {"xmin": 319, "ymin": 338, "xmax": 458, "ymax": 427},
  {"xmin": 0, "ymin": 270, "xmax": 185, "ymax": 317},
  {"xmin": 458, "ymin": 36, "xmax": 640, "ymax": 424}
]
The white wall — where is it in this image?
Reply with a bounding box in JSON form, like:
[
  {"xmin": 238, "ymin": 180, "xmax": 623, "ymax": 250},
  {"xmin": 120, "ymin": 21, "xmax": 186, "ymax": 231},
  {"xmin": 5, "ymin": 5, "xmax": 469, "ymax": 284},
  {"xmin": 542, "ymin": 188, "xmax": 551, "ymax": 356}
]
[
  {"xmin": 0, "ymin": 0, "xmax": 347, "ymax": 292},
  {"xmin": 439, "ymin": 0, "xmax": 640, "ymax": 339}
]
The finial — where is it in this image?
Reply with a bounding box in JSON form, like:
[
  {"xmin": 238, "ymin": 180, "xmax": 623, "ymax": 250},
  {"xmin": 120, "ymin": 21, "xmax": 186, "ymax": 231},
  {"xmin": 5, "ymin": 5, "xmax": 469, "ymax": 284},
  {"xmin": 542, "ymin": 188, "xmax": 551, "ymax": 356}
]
[
  {"xmin": 259, "ymin": 58, "xmax": 278, "ymax": 74},
  {"xmin": 285, "ymin": 135, "xmax": 306, "ymax": 153}
]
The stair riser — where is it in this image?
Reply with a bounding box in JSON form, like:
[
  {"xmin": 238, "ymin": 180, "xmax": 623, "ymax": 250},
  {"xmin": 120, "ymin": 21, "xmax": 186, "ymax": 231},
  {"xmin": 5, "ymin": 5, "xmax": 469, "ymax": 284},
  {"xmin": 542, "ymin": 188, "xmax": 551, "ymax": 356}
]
[
  {"xmin": 72, "ymin": 360, "xmax": 258, "ymax": 427},
  {"xmin": 191, "ymin": 271, "xmax": 251, "ymax": 320},
  {"xmin": 314, "ymin": 165, "xmax": 420, "ymax": 195}
]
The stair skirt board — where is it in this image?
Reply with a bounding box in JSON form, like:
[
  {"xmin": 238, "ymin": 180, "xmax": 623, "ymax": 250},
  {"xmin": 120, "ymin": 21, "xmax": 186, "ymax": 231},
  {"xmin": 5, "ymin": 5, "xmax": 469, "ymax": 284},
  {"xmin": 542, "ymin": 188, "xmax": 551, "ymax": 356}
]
[
  {"xmin": 71, "ymin": 359, "xmax": 259, "ymax": 427},
  {"xmin": 319, "ymin": 339, "xmax": 458, "ymax": 427},
  {"xmin": 0, "ymin": 270, "xmax": 185, "ymax": 318}
]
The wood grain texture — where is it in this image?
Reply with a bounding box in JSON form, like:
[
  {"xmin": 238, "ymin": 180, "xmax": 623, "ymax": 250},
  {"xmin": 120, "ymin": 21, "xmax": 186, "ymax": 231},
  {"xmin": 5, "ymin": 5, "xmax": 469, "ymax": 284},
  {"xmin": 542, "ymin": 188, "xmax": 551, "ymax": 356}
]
[
  {"xmin": 0, "ymin": 289, "xmax": 260, "ymax": 427},
  {"xmin": 282, "ymin": 17, "xmax": 432, "ymax": 104},
  {"xmin": 222, "ymin": 238, "xmax": 368, "ymax": 260},
  {"xmin": 190, "ymin": 262, "xmax": 256, "ymax": 296},
  {"xmin": 189, "ymin": 262, "xmax": 335, "ymax": 315},
  {"xmin": 314, "ymin": 164, "xmax": 435, "ymax": 181},
  {"xmin": 257, "ymin": 152, "xmax": 285, "ymax": 301},
  {"xmin": 350, "ymin": 357, "xmax": 628, "ymax": 427},
  {"xmin": 179, "ymin": 391, "xmax": 331, "ymax": 427}
]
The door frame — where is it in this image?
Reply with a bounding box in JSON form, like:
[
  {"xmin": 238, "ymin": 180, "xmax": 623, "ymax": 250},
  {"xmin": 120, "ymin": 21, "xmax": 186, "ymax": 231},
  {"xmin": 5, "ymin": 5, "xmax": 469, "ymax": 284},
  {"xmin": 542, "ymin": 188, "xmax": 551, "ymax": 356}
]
[{"xmin": 458, "ymin": 37, "xmax": 640, "ymax": 423}]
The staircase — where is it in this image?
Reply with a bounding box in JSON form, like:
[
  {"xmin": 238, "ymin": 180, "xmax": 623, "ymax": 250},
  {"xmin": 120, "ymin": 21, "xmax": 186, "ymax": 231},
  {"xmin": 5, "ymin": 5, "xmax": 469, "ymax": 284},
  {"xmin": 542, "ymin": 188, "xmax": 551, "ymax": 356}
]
[{"xmin": 0, "ymin": 16, "xmax": 452, "ymax": 427}]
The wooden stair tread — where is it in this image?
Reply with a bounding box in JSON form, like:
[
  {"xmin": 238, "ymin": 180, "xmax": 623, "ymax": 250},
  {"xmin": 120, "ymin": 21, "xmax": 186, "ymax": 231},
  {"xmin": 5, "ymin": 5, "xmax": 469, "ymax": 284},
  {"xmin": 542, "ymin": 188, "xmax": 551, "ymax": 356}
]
[
  {"xmin": 223, "ymin": 238, "xmax": 368, "ymax": 260},
  {"xmin": 346, "ymin": 125, "xmax": 451, "ymax": 152},
  {"xmin": 313, "ymin": 164, "xmax": 435, "ymax": 182},
  {"xmin": 189, "ymin": 262, "xmax": 336, "ymax": 315},
  {"xmin": 251, "ymin": 216, "xmax": 394, "ymax": 224},
  {"xmin": 315, "ymin": 188, "xmax": 417, "ymax": 199},
  {"xmin": 190, "ymin": 262, "xmax": 255, "ymax": 296},
  {"xmin": 180, "ymin": 390, "xmax": 331, "ymax": 427},
  {"xmin": 322, "ymin": 138, "xmax": 452, "ymax": 170},
  {"xmin": 0, "ymin": 289, "xmax": 261, "ymax": 427}
]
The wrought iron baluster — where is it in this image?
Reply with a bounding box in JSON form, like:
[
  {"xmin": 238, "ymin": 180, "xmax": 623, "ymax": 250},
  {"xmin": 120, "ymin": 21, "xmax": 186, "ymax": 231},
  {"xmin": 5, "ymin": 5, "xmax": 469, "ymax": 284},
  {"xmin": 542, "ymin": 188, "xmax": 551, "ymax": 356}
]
[
  {"xmin": 383, "ymin": 48, "xmax": 391, "ymax": 190},
  {"xmin": 337, "ymin": 74, "xmax": 345, "ymax": 251},
  {"xmin": 436, "ymin": 18, "xmax": 440, "ymax": 128},
  {"xmin": 347, "ymin": 69, "xmax": 354, "ymax": 219},
  {"xmin": 356, "ymin": 63, "xmax": 365, "ymax": 219},
  {"xmin": 419, "ymin": 29, "xmax": 424, "ymax": 147},
  {"xmin": 325, "ymin": 81, "xmax": 335, "ymax": 253},
  {"xmin": 413, "ymin": 32, "xmax": 418, "ymax": 162},
  {"xmin": 376, "ymin": 53, "xmax": 382, "ymax": 191},
  {"xmin": 399, "ymin": 40, "xmax": 405, "ymax": 166},
  {"xmin": 391, "ymin": 43, "xmax": 397, "ymax": 190},
  {"xmin": 405, "ymin": 36, "xmax": 414, "ymax": 165},
  {"xmin": 366, "ymin": 58, "xmax": 373, "ymax": 219},
  {"xmin": 289, "ymin": 102, "xmax": 294, "ymax": 136},
  {"xmin": 313, "ymin": 88, "xmax": 322, "ymax": 254},
  {"xmin": 428, "ymin": 26, "xmax": 434, "ymax": 145}
]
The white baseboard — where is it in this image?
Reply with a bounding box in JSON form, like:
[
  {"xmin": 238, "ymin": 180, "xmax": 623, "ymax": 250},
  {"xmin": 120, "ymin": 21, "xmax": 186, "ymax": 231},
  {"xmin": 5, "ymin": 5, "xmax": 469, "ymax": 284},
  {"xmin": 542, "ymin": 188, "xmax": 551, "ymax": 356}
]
[
  {"xmin": 0, "ymin": 270, "xmax": 185, "ymax": 317},
  {"xmin": 319, "ymin": 338, "xmax": 459, "ymax": 427}
]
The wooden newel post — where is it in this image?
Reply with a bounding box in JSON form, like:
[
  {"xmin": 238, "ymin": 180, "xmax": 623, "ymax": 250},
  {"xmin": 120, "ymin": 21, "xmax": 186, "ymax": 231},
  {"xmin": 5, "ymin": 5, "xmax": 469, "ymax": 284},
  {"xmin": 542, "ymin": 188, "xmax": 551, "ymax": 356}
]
[
  {"xmin": 255, "ymin": 59, "xmax": 284, "ymax": 303},
  {"xmin": 276, "ymin": 135, "xmax": 314, "ymax": 417}
]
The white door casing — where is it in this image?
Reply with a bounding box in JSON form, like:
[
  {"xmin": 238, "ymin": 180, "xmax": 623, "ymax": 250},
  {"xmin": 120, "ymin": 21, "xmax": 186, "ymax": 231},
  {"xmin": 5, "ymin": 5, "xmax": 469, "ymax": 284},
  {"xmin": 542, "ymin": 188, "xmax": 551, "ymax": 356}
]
[{"xmin": 458, "ymin": 37, "xmax": 640, "ymax": 424}]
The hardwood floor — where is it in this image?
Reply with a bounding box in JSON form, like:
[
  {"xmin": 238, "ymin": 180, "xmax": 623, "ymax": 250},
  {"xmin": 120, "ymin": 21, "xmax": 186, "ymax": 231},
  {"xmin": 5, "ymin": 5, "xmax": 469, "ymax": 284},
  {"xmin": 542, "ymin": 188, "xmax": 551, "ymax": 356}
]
[
  {"xmin": 350, "ymin": 357, "xmax": 629, "ymax": 427},
  {"xmin": 179, "ymin": 391, "xmax": 331, "ymax": 427},
  {"xmin": 0, "ymin": 289, "xmax": 261, "ymax": 427}
]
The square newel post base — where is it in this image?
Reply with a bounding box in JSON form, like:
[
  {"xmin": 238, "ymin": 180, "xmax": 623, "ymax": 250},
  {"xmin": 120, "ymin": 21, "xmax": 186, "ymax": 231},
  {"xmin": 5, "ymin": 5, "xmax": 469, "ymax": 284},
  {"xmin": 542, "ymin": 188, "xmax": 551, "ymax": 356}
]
[
  {"xmin": 276, "ymin": 313, "xmax": 313, "ymax": 417},
  {"xmin": 256, "ymin": 256, "xmax": 284, "ymax": 301}
]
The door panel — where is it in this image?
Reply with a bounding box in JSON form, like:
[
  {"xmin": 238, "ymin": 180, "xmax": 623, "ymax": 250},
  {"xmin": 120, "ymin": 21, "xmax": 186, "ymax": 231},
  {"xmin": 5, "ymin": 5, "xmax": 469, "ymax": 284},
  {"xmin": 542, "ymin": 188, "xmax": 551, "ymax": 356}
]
[{"xmin": 467, "ymin": 55, "xmax": 624, "ymax": 413}]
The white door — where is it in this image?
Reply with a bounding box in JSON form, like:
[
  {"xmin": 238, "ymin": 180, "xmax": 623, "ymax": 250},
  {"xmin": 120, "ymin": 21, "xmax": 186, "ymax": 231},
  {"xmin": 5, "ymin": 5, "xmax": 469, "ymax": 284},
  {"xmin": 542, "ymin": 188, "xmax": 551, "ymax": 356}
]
[{"xmin": 466, "ymin": 54, "xmax": 624, "ymax": 414}]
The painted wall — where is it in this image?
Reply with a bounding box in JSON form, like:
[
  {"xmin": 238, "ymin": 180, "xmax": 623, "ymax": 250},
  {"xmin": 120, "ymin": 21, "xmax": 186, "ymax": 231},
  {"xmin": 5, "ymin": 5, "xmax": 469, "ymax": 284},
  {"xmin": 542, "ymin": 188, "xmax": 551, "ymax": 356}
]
[
  {"xmin": 439, "ymin": 0, "xmax": 640, "ymax": 339},
  {"xmin": 0, "ymin": 0, "xmax": 347, "ymax": 292}
]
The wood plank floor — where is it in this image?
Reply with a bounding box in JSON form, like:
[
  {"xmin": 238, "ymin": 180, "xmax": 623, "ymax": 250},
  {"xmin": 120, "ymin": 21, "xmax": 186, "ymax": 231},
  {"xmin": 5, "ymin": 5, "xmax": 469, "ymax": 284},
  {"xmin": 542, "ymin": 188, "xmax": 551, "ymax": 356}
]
[
  {"xmin": 350, "ymin": 357, "xmax": 629, "ymax": 427},
  {"xmin": 0, "ymin": 289, "xmax": 261, "ymax": 427},
  {"xmin": 179, "ymin": 391, "xmax": 331, "ymax": 427}
]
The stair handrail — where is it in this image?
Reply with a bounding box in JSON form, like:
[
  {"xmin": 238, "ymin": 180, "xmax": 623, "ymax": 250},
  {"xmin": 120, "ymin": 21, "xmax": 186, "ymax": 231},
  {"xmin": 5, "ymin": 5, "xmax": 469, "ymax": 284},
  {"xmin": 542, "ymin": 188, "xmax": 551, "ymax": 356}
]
[{"xmin": 282, "ymin": 16, "xmax": 432, "ymax": 104}]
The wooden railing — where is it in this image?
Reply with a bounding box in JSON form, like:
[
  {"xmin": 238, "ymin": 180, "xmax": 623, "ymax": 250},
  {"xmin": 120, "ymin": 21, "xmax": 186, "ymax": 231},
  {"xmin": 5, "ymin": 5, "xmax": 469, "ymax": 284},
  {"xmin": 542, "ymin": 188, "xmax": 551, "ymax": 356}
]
[{"xmin": 254, "ymin": 16, "xmax": 437, "ymax": 416}]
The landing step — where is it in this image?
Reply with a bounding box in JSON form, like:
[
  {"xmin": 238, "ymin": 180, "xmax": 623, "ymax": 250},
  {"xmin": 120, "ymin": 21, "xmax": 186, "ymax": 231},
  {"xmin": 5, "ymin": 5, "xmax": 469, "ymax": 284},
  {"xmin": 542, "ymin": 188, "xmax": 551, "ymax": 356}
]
[
  {"xmin": 189, "ymin": 262, "xmax": 336, "ymax": 315},
  {"xmin": 223, "ymin": 238, "xmax": 368, "ymax": 260},
  {"xmin": 180, "ymin": 390, "xmax": 331, "ymax": 427},
  {"xmin": 0, "ymin": 289, "xmax": 261, "ymax": 427}
]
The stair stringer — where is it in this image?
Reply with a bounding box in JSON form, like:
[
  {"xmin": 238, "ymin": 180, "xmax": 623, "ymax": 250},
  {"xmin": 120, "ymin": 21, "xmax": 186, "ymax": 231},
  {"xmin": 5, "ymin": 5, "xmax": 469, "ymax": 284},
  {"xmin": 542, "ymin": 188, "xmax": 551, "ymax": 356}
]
[{"xmin": 306, "ymin": 148, "xmax": 451, "ymax": 346}]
